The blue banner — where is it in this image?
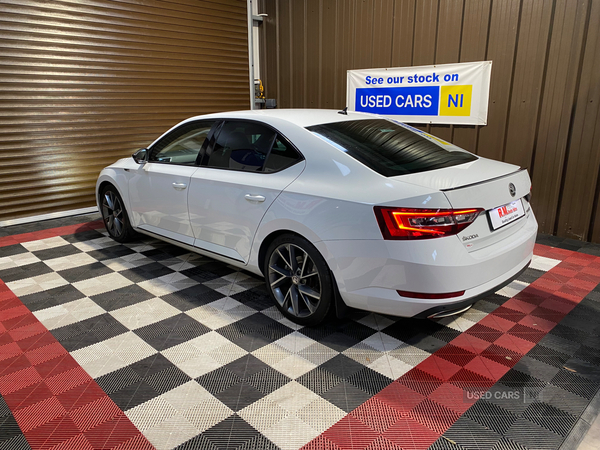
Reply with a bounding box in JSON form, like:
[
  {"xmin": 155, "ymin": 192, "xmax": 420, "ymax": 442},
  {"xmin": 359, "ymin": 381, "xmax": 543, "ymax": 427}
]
[{"xmin": 355, "ymin": 86, "xmax": 440, "ymax": 116}]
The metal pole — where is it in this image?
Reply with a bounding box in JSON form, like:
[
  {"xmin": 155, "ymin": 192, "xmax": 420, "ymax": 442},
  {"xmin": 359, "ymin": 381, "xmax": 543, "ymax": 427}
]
[{"xmin": 247, "ymin": 0, "xmax": 254, "ymax": 110}]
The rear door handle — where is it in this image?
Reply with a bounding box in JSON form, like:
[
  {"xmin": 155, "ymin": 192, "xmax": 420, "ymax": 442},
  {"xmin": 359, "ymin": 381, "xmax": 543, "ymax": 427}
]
[
  {"xmin": 244, "ymin": 194, "xmax": 266, "ymax": 203},
  {"xmin": 172, "ymin": 182, "xmax": 187, "ymax": 190}
]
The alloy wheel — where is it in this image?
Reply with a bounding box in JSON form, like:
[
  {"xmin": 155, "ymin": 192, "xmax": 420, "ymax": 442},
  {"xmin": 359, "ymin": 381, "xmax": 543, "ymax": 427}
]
[
  {"xmin": 267, "ymin": 243, "xmax": 322, "ymax": 318},
  {"xmin": 102, "ymin": 190, "xmax": 124, "ymax": 237}
]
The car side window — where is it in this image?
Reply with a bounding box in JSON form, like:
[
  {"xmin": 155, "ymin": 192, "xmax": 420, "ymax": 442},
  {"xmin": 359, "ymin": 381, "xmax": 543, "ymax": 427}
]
[
  {"xmin": 263, "ymin": 136, "xmax": 302, "ymax": 172},
  {"xmin": 206, "ymin": 121, "xmax": 276, "ymax": 172},
  {"xmin": 149, "ymin": 120, "xmax": 215, "ymax": 165}
]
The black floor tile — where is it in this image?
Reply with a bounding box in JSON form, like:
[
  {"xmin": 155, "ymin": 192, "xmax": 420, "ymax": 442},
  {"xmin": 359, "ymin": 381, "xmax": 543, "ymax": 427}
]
[
  {"xmin": 346, "ymin": 366, "xmax": 393, "ymax": 395},
  {"xmin": 214, "ymin": 382, "xmax": 266, "ymax": 411},
  {"xmin": 464, "ymin": 399, "xmax": 518, "ymax": 435},
  {"xmin": 58, "ymin": 261, "xmax": 115, "ymax": 283},
  {"xmin": 550, "ymin": 368, "xmax": 600, "ymax": 400},
  {"xmin": 443, "ymin": 416, "xmax": 503, "ymax": 450},
  {"xmin": 161, "ymin": 284, "xmax": 225, "ymax": 311},
  {"xmin": 19, "ymin": 284, "xmax": 86, "ymax": 311},
  {"xmin": 32, "ymin": 244, "xmax": 82, "ymax": 261},
  {"xmin": 145, "ymin": 366, "xmax": 192, "ymax": 395},
  {"xmin": 196, "ymin": 367, "xmax": 244, "ymax": 396},
  {"xmin": 521, "ymin": 401, "xmax": 577, "ymax": 437},
  {"xmin": 245, "ymin": 367, "xmax": 290, "ymax": 396},
  {"xmin": 0, "ymin": 433, "xmax": 32, "ymax": 450},
  {"xmin": 51, "ymin": 313, "xmax": 129, "ymax": 352},
  {"xmin": 85, "ymin": 245, "xmax": 137, "ymax": 261},
  {"xmin": 0, "ymin": 414, "xmax": 24, "ymax": 444},
  {"xmin": 133, "ymin": 314, "xmax": 211, "ymax": 351},
  {"xmin": 512, "ymin": 356, "xmax": 561, "ymax": 383},
  {"xmin": 0, "ymin": 244, "xmax": 28, "ymax": 257},
  {"xmin": 504, "ymin": 418, "xmax": 563, "ymax": 450},
  {"xmin": 119, "ymin": 262, "xmax": 176, "ymax": 283},
  {"xmin": 320, "ymin": 381, "xmax": 372, "ymax": 413},
  {"xmin": 198, "ymin": 414, "xmax": 266, "ymax": 450},
  {"xmin": 61, "ymin": 229, "xmax": 106, "ymax": 243},
  {"xmin": 109, "ymin": 379, "xmax": 161, "ymax": 411},
  {"xmin": 0, "ymin": 262, "xmax": 53, "ymax": 283},
  {"xmin": 91, "ymin": 285, "xmax": 155, "ymax": 311},
  {"xmin": 230, "ymin": 288, "xmax": 273, "ymax": 311}
]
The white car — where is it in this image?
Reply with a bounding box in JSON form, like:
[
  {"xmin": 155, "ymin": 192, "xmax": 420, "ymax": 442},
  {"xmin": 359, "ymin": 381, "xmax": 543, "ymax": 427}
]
[{"xmin": 96, "ymin": 109, "xmax": 537, "ymax": 326}]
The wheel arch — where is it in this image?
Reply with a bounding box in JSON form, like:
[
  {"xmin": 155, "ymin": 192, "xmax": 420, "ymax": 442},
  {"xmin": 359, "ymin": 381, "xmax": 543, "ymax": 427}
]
[
  {"xmin": 257, "ymin": 229, "xmax": 305, "ymax": 276},
  {"xmin": 96, "ymin": 170, "xmax": 131, "ymax": 215}
]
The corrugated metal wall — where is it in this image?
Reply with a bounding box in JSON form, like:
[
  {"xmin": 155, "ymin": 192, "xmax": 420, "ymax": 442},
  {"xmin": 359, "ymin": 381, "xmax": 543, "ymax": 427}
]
[
  {"xmin": 0, "ymin": 0, "xmax": 249, "ymax": 222},
  {"xmin": 258, "ymin": 0, "xmax": 600, "ymax": 242}
]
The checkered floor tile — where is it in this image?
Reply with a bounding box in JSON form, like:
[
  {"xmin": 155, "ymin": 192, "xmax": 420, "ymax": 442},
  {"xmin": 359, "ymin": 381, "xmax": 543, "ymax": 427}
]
[{"xmin": 1, "ymin": 218, "xmax": 599, "ymax": 450}]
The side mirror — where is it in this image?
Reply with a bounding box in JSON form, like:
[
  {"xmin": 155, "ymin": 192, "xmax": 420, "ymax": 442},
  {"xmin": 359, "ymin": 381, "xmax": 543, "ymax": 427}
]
[{"xmin": 132, "ymin": 148, "xmax": 148, "ymax": 164}]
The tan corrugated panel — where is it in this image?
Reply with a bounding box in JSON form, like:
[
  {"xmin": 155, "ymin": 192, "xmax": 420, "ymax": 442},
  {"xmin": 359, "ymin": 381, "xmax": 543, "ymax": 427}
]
[
  {"xmin": 503, "ymin": 0, "xmax": 552, "ymax": 170},
  {"xmin": 530, "ymin": 0, "xmax": 588, "ymax": 234},
  {"xmin": 306, "ymin": 0, "xmax": 320, "ymax": 108},
  {"xmin": 430, "ymin": 0, "xmax": 463, "ymax": 142},
  {"xmin": 412, "ymin": 0, "xmax": 438, "ymax": 67},
  {"xmin": 320, "ymin": 0, "xmax": 337, "ymax": 108},
  {"xmin": 275, "ymin": 0, "xmax": 292, "ymax": 107},
  {"xmin": 558, "ymin": 0, "xmax": 600, "ymax": 241},
  {"xmin": 371, "ymin": 0, "xmax": 394, "ymax": 68},
  {"xmin": 390, "ymin": 0, "xmax": 416, "ymax": 68},
  {"xmin": 0, "ymin": 0, "xmax": 249, "ymax": 222},
  {"xmin": 262, "ymin": 0, "xmax": 600, "ymax": 241},
  {"xmin": 475, "ymin": 0, "xmax": 520, "ymax": 162},
  {"xmin": 353, "ymin": 0, "xmax": 374, "ymax": 70},
  {"xmin": 451, "ymin": 0, "xmax": 490, "ymax": 154},
  {"xmin": 334, "ymin": 0, "xmax": 356, "ymax": 108},
  {"xmin": 435, "ymin": 0, "xmax": 463, "ymax": 64}
]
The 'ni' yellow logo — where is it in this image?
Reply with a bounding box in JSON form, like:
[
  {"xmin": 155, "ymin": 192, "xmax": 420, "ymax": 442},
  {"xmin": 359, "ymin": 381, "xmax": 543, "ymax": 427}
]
[{"xmin": 440, "ymin": 85, "xmax": 472, "ymax": 116}]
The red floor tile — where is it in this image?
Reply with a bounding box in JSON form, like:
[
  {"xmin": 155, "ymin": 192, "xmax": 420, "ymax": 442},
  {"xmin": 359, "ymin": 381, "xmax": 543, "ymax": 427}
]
[
  {"xmin": 376, "ymin": 381, "xmax": 426, "ymax": 414},
  {"xmin": 417, "ymin": 355, "xmax": 462, "ymax": 382},
  {"xmin": 350, "ymin": 396, "xmax": 404, "ymax": 434},
  {"xmin": 428, "ymin": 382, "xmax": 476, "ymax": 415},
  {"xmin": 14, "ymin": 396, "xmax": 67, "ymax": 433},
  {"xmin": 322, "ymin": 415, "xmax": 380, "ymax": 450},
  {"xmin": 383, "ymin": 416, "xmax": 440, "ymax": 450}
]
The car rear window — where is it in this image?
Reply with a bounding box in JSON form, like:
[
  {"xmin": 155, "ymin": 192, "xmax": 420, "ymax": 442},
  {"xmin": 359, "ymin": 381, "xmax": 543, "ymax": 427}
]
[{"xmin": 307, "ymin": 119, "xmax": 477, "ymax": 177}]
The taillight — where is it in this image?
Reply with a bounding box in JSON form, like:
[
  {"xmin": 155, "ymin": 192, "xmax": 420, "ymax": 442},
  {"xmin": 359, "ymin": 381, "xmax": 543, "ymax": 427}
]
[{"xmin": 374, "ymin": 206, "xmax": 484, "ymax": 240}]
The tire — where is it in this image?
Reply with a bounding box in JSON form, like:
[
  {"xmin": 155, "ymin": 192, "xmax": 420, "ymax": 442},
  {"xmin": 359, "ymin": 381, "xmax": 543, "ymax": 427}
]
[
  {"xmin": 100, "ymin": 185, "xmax": 137, "ymax": 243},
  {"xmin": 263, "ymin": 234, "xmax": 333, "ymax": 326}
]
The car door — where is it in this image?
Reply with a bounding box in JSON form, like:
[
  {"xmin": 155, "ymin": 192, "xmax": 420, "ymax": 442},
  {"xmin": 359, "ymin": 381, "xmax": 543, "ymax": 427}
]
[
  {"xmin": 188, "ymin": 120, "xmax": 305, "ymax": 262},
  {"xmin": 128, "ymin": 120, "xmax": 216, "ymax": 245}
]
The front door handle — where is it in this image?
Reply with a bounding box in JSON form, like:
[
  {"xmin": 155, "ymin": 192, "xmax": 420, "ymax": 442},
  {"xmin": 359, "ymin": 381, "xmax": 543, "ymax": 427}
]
[
  {"xmin": 244, "ymin": 194, "xmax": 266, "ymax": 203},
  {"xmin": 172, "ymin": 182, "xmax": 187, "ymax": 190}
]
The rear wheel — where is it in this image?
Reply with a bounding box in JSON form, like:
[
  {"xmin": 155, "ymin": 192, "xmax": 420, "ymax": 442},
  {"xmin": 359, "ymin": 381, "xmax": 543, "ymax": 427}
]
[
  {"xmin": 100, "ymin": 185, "xmax": 137, "ymax": 243},
  {"xmin": 264, "ymin": 234, "xmax": 333, "ymax": 326}
]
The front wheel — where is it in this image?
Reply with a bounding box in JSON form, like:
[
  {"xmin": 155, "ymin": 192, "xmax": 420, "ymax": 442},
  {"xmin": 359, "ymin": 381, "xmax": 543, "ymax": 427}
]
[
  {"xmin": 264, "ymin": 234, "xmax": 333, "ymax": 326},
  {"xmin": 100, "ymin": 185, "xmax": 137, "ymax": 243}
]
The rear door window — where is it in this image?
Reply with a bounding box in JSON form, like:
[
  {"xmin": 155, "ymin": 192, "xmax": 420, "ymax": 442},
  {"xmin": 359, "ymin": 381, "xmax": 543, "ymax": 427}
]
[
  {"xmin": 307, "ymin": 119, "xmax": 477, "ymax": 177},
  {"xmin": 205, "ymin": 121, "xmax": 303, "ymax": 173},
  {"xmin": 263, "ymin": 136, "xmax": 302, "ymax": 173},
  {"xmin": 206, "ymin": 120, "xmax": 275, "ymax": 172}
]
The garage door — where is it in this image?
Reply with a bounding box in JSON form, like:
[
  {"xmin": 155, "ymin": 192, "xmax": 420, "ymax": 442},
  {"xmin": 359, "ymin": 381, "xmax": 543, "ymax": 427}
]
[{"xmin": 0, "ymin": 0, "xmax": 249, "ymax": 223}]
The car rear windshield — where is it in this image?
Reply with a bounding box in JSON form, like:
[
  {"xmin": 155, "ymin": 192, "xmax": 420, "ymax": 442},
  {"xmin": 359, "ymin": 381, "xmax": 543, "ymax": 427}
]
[{"xmin": 307, "ymin": 119, "xmax": 477, "ymax": 177}]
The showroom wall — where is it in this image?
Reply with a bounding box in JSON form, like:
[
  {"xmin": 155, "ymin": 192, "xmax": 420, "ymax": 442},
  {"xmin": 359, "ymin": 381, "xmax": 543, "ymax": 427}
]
[
  {"xmin": 258, "ymin": 0, "xmax": 600, "ymax": 242},
  {"xmin": 0, "ymin": 0, "xmax": 249, "ymax": 223}
]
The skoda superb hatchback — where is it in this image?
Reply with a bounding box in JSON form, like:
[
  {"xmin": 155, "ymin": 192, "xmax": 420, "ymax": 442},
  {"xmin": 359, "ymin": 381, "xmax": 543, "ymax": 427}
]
[{"xmin": 96, "ymin": 109, "xmax": 537, "ymax": 325}]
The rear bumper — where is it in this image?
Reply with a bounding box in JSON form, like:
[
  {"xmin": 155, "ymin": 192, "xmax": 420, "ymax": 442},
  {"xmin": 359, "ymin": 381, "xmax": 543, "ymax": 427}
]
[
  {"xmin": 315, "ymin": 210, "xmax": 537, "ymax": 318},
  {"xmin": 412, "ymin": 260, "xmax": 530, "ymax": 318}
]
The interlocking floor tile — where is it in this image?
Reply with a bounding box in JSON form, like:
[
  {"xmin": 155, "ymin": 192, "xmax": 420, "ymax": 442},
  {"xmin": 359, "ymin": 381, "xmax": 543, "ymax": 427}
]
[{"xmin": 2, "ymin": 222, "xmax": 600, "ymax": 450}]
